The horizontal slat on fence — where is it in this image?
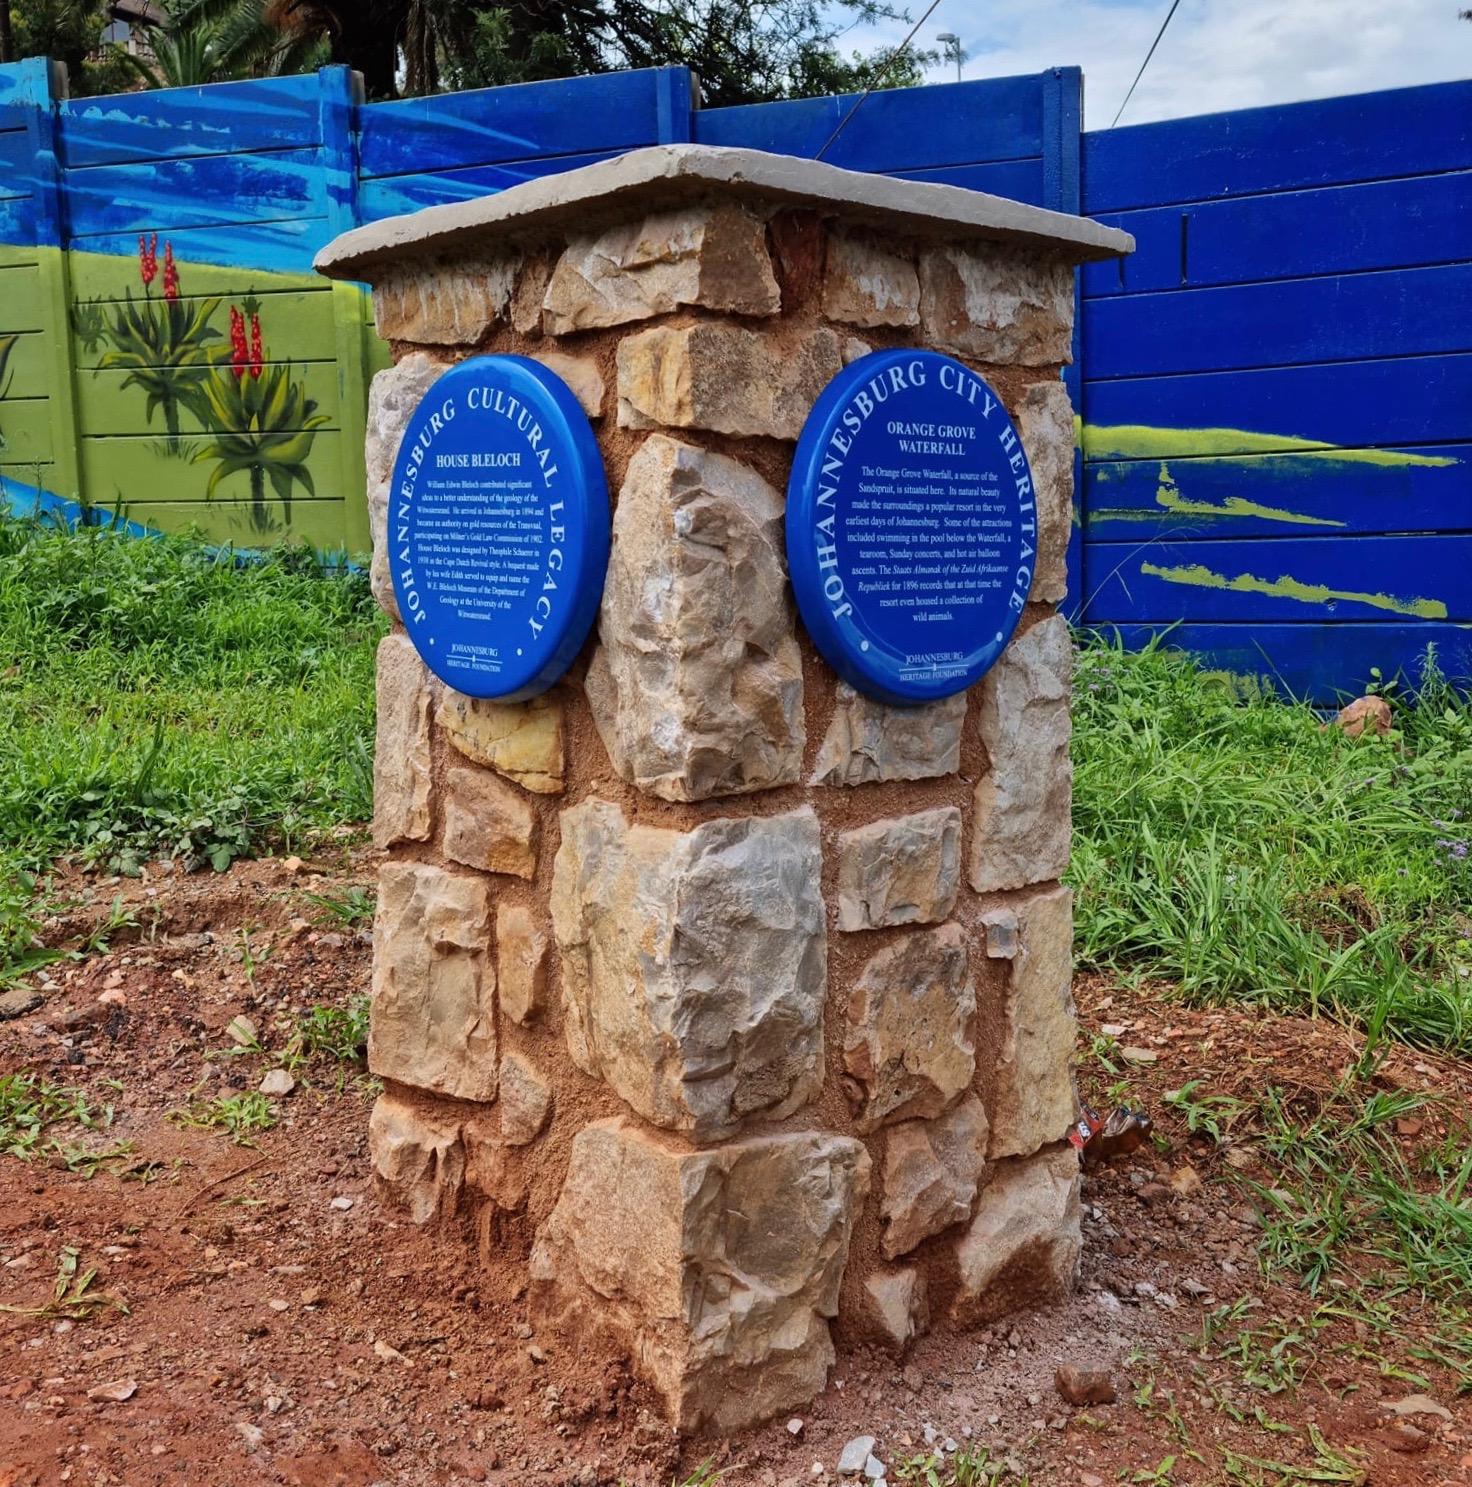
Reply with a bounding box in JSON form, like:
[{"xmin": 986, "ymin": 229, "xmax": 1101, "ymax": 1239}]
[
  {"xmin": 80, "ymin": 430, "xmax": 344, "ymax": 501},
  {"xmin": 65, "ymin": 148, "xmax": 326, "ymax": 240},
  {"xmin": 1083, "ymin": 171, "xmax": 1472, "ymax": 297},
  {"xmin": 359, "ymin": 68, "xmax": 672, "ymax": 178},
  {"xmin": 56, "ymin": 76, "xmax": 324, "ymax": 168},
  {"xmin": 68, "ymin": 218, "xmax": 333, "ymax": 278},
  {"xmin": 893, "ymin": 159, "xmax": 1045, "ymax": 206},
  {"xmin": 0, "ymin": 194, "xmax": 36, "ymax": 243},
  {"xmin": 77, "ymin": 361, "xmax": 341, "ymax": 437},
  {"xmin": 0, "ymin": 130, "xmax": 31, "ymax": 184},
  {"xmin": 1084, "ymin": 264, "xmax": 1472, "ymax": 379},
  {"xmin": 0, "ymin": 398, "xmax": 51, "ymax": 463},
  {"xmin": 1082, "ymin": 79, "xmax": 1472, "ymax": 212},
  {"xmin": 357, "ymin": 151, "xmax": 619, "ymax": 220},
  {"xmin": 1084, "ymin": 354, "xmax": 1472, "ymax": 455},
  {"xmin": 0, "ymin": 330, "xmax": 48, "ymax": 398},
  {"xmin": 1094, "ymin": 623, "xmax": 1472, "ymax": 699},
  {"xmin": 694, "ymin": 75, "xmax": 1043, "ymax": 174},
  {"xmin": 1084, "ymin": 534, "xmax": 1472, "ymax": 624},
  {"xmin": 107, "ymin": 498, "xmax": 351, "ymax": 549},
  {"xmin": 1084, "ymin": 444, "xmax": 1471, "ymax": 540}
]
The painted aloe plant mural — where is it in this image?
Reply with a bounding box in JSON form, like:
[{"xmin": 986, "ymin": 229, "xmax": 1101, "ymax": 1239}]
[{"xmin": 194, "ymin": 297, "xmax": 329, "ymax": 531}]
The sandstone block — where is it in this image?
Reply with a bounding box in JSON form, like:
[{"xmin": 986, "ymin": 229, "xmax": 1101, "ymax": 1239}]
[
  {"xmin": 530, "ymin": 349, "xmax": 605, "ymax": 419},
  {"xmin": 373, "ymin": 633, "xmax": 433, "ymax": 848},
  {"xmin": 369, "ymin": 862, "xmax": 495, "ymax": 1102},
  {"xmin": 1016, "ymin": 379, "xmax": 1075, "ymax": 605},
  {"xmin": 844, "ymin": 923, "xmax": 976, "ymax": 1132},
  {"xmin": 551, "ymin": 799, "xmax": 825, "ymax": 1138},
  {"xmin": 616, "ymin": 323, "xmax": 843, "ymax": 440},
  {"xmin": 496, "ymin": 902, "xmax": 548, "ymax": 1025},
  {"xmin": 543, "ymin": 204, "xmax": 779, "ymax": 334},
  {"xmin": 510, "ymin": 253, "xmax": 552, "ymax": 334},
  {"xmin": 368, "ymin": 1093, "xmax": 465, "ymax": 1225},
  {"xmin": 858, "ymin": 1267, "xmax": 928, "ymax": 1352},
  {"xmin": 835, "ymin": 807, "xmax": 961, "ymax": 931},
  {"xmin": 366, "ymin": 352, "xmax": 448, "ymax": 620},
  {"xmin": 811, "ymin": 684, "xmax": 966, "ymax": 786},
  {"xmin": 918, "ymin": 245, "xmax": 1073, "ymax": 365},
  {"xmin": 969, "ymin": 615, "xmax": 1072, "ymax": 893},
  {"xmin": 880, "ymin": 1094, "xmax": 989, "ymax": 1259},
  {"xmin": 499, "ymin": 1052, "xmax": 552, "ymax": 1145},
  {"xmin": 586, "ymin": 435, "xmax": 803, "ymax": 801},
  {"xmin": 372, "ymin": 256, "xmax": 517, "ymax": 345},
  {"xmin": 950, "ymin": 1147, "xmax": 1082, "ymax": 1325},
  {"xmin": 437, "ymin": 689, "xmax": 565, "ymax": 795},
  {"xmin": 822, "ymin": 232, "xmax": 920, "ymax": 328},
  {"xmin": 988, "ymin": 885, "xmax": 1077, "ymax": 1161},
  {"xmin": 531, "ymin": 1118, "xmax": 869, "ymax": 1433},
  {"xmin": 443, "ymin": 766, "xmax": 538, "ymax": 879}
]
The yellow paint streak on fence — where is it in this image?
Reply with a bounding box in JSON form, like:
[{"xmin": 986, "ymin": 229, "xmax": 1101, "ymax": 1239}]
[
  {"xmin": 1084, "ymin": 422, "xmax": 1458, "ymax": 468},
  {"xmin": 1138, "ymin": 561, "xmax": 1449, "ymax": 620},
  {"xmin": 1153, "ymin": 463, "xmax": 1344, "ymax": 527}
]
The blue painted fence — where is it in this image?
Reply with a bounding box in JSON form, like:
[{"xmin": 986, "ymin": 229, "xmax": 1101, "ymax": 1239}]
[{"xmin": 0, "ymin": 58, "xmax": 1466, "ymax": 699}]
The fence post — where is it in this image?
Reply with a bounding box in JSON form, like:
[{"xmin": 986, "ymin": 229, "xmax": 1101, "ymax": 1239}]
[
  {"xmin": 1042, "ymin": 66, "xmax": 1085, "ymax": 622},
  {"xmin": 654, "ymin": 66, "xmax": 697, "ymax": 143},
  {"xmin": 318, "ymin": 64, "xmax": 370, "ymax": 557},
  {"xmin": 23, "ymin": 57, "xmax": 84, "ymax": 510}
]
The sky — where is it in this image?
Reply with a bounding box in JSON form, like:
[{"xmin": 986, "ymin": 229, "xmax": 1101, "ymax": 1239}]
[{"xmin": 844, "ymin": 0, "xmax": 1472, "ymax": 130}]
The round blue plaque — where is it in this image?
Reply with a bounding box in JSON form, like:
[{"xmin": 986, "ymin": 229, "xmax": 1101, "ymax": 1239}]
[
  {"xmin": 786, "ymin": 350, "xmax": 1038, "ymax": 705},
  {"xmin": 387, "ymin": 355, "xmax": 609, "ymax": 701}
]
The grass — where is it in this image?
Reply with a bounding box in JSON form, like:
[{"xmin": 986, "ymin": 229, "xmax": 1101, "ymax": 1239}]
[
  {"xmin": 1071, "ymin": 632, "xmax": 1472, "ymax": 1054},
  {"xmin": 168, "ymin": 1090, "xmax": 277, "ymax": 1145},
  {"xmin": 0, "ymin": 508, "xmax": 383, "ymax": 981}
]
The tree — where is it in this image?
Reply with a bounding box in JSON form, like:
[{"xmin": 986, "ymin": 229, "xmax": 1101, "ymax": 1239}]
[
  {"xmin": 268, "ymin": 0, "xmax": 929, "ymax": 105},
  {"xmin": 11, "ymin": 0, "xmax": 129, "ymax": 91},
  {"xmin": 113, "ymin": 0, "xmax": 326, "ymax": 88}
]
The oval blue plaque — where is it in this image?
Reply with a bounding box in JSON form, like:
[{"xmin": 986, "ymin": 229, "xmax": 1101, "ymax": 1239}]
[
  {"xmin": 786, "ymin": 350, "xmax": 1037, "ymax": 705},
  {"xmin": 388, "ymin": 355, "xmax": 609, "ymax": 701}
]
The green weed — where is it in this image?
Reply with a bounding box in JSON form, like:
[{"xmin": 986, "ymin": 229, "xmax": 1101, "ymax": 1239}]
[
  {"xmin": 303, "ymin": 886, "xmax": 375, "ymax": 927},
  {"xmin": 0, "ymin": 1072, "xmax": 114, "ymax": 1162},
  {"xmin": 168, "ymin": 1090, "xmax": 276, "ymax": 1146},
  {"xmin": 282, "ymin": 996, "xmax": 369, "ymax": 1069},
  {"xmin": 0, "ymin": 1245, "xmax": 128, "ymax": 1320}
]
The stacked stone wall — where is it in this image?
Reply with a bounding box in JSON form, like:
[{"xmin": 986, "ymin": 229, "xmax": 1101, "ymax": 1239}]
[{"xmin": 362, "ymin": 195, "xmax": 1082, "ymax": 1434}]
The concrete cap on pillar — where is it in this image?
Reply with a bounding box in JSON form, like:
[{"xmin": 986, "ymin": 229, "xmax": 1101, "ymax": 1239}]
[{"xmin": 314, "ymin": 142, "xmax": 1134, "ymax": 282}]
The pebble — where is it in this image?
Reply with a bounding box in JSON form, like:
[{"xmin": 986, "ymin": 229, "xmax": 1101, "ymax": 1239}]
[
  {"xmin": 225, "ymin": 1014, "xmax": 258, "ymax": 1047},
  {"xmin": 330, "ymin": 1196, "xmax": 354, "ymax": 1211},
  {"xmin": 1055, "ymin": 1364, "xmax": 1117, "ymax": 1406},
  {"xmin": 786, "ymin": 1418, "xmax": 804, "ymax": 1438},
  {"xmin": 259, "ymin": 1069, "xmax": 295, "ymax": 1097},
  {"xmin": 234, "ymin": 1422, "xmax": 264, "ymax": 1450},
  {"xmin": 862, "ymin": 1455, "xmax": 885, "ymax": 1481},
  {"xmin": 85, "ymin": 1379, "xmax": 136, "ymax": 1403},
  {"xmin": 837, "ymin": 1436, "xmax": 875, "ymax": 1474}
]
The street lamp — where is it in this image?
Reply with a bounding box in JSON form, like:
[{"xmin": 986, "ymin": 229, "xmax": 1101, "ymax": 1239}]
[{"xmin": 937, "ymin": 32, "xmax": 965, "ymax": 83}]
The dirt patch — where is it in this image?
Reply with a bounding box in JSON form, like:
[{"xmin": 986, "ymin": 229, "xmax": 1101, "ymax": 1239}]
[{"xmin": 1, "ymin": 860, "xmax": 1469, "ymax": 1486}]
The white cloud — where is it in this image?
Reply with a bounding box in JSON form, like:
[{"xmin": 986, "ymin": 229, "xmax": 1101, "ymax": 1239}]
[{"xmin": 845, "ymin": 0, "xmax": 1472, "ymax": 129}]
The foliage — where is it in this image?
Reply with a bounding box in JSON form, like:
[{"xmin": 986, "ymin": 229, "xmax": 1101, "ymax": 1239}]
[
  {"xmin": 169, "ymin": 1089, "xmax": 277, "ymax": 1143},
  {"xmin": 10, "ymin": 0, "xmax": 132, "ymax": 94},
  {"xmin": 281, "ymin": 995, "xmax": 370, "ymax": 1069},
  {"xmin": 107, "ymin": 0, "xmax": 328, "ymax": 88},
  {"xmin": 0, "ymin": 1070, "xmax": 113, "ymax": 1160},
  {"xmin": 1071, "ymin": 632, "xmax": 1472, "ymax": 1053},
  {"xmin": 0, "ymin": 507, "xmax": 380, "ymax": 931}
]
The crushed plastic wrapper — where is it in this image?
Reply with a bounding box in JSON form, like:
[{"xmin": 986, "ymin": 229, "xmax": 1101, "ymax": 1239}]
[{"xmin": 1069, "ymin": 1103, "xmax": 1153, "ymax": 1162}]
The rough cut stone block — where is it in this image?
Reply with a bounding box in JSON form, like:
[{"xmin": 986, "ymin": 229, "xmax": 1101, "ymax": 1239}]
[
  {"xmin": 368, "ymin": 1092, "xmax": 465, "ymax": 1225},
  {"xmin": 617, "ymin": 323, "xmax": 843, "ymax": 440},
  {"xmin": 880, "ymin": 1093, "xmax": 989, "ymax": 1260},
  {"xmin": 437, "ymin": 689, "xmax": 564, "ymax": 795},
  {"xmin": 496, "ymin": 902, "xmax": 548, "ymax": 1025},
  {"xmin": 531, "ymin": 1118, "xmax": 869, "ymax": 1433},
  {"xmin": 950, "ymin": 1146, "xmax": 1082, "ymax": 1325},
  {"xmin": 835, "ymin": 807, "xmax": 961, "ymax": 931},
  {"xmin": 988, "ymin": 885, "xmax": 1077, "ymax": 1161},
  {"xmin": 366, "ymin": 352, "xmax": 448, "ymax": 620},
  {"xmin": 859, "ymin": 1267, "xmax": 928, "ymax": 1352},
  {"xmin": 918, "ymin": 244, "xmax": 1073, "ymax": 366},
  {"xmin": 369, "ymin": 862, "xmax": 495, "ymax": 1102},
  {"xmin": 844, "ymin": 923, "xmax": 976, "ymax": 1132},
  {"xmin": 811, "ymin": 684, "xmax": 966, "ymax": 786},
  {"xmin": 586, "ymin": 435, "xmax": 803, "ymax": 802},
  {"xmin": 372, "ymin": 256, "xmax": 517, "ymax": 345},
  {"xmin": 499, "ymin": 1052, "xmax": 552, "ymax": 1145},
  {"xmin": 443, "ymin": 766, "xmax": 538, "ymax": 879},
  {"xmin": 970, "ymin": 615, "xmax": 1072, "ymax": 893},
  {"xmin": 551, "ymin": 799, "xmax": 825, "ymax": 1138},
  {"xmin": 510, "ymin": 252, "xmax": 552, "ymax": 334},
  {"xmin": 373, "ymin": 633, "xmax": 433, "ymax": 848},
  {"xmin": 543, "ymin": 204, "xmax": 780, "ymax": 334},
  {"xmin": 530, "ymin": 349, "xmax": 605, "ymax": 419},
  {"xmin": 822, "ymin": 231, "xmax": 920, "ymax": 328},
  {"xmin": 1016, "ymin": 379, "xmax": 1075, "ymax": 605}
]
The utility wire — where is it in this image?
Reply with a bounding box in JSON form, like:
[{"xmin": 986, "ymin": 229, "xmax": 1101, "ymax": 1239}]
[
  {"xmin": 816, "ymin": 0, "xmax": 947, "ymax": 160},
  {"xmin": 1110, "ymin": 0, "xmax": 1184, "ymax": 129}
]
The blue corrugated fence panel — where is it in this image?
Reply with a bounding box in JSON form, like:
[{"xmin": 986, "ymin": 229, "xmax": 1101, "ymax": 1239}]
[
  {"xmin": 57, "ymin": 75, "xmax": 323, "ymax": 168},
  {"xmin": 893, "ymin": 159, "xmax": 1045, "ymax": 206},
  {"xmin": 1083, "ymin": 171, "xmax": 1472, "ymax": 297},
  {"xmin": 357, "ymin": 151, "xmax": 620, "ymax": 221},
  {"xmin": 359, "ymin": 68, "xmax": 677, "ymax": 178},
  {"xmin": 1083, "ymin": 534, "xmax": 1472, "ymax": 624},
  {"xmin": 694, "ymin": 74, "xmax": 1044, "ymax": 174},
  {"xmin": 1085, "ymin": 444, "xmax": 1471, "ymax": 541},
  {"xmin": 1094, "ymin": 623, "xmax": 1472, "ymax": 701},
  {"xmin": 1083, "ymin": 79, "xmax": 1472, "ymax": 213},
  {"xmin": 73, "ymin": 217, "xmax": 334, "ymax": 276}
]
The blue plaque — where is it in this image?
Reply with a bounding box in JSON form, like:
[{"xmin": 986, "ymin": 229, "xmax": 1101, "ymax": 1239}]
[
  {"xmin": 786, "ymin": 350, "xmax": 1037, "ymax": 705},
  {"xmin": 388, "ymin": 355, "xmax": 609, "ymax": 701}
]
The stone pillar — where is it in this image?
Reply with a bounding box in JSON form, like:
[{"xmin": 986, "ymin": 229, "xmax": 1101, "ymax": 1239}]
[{"xmin": 316, "ymin": 146, "xmax": 1131, "ymax": 1436}]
